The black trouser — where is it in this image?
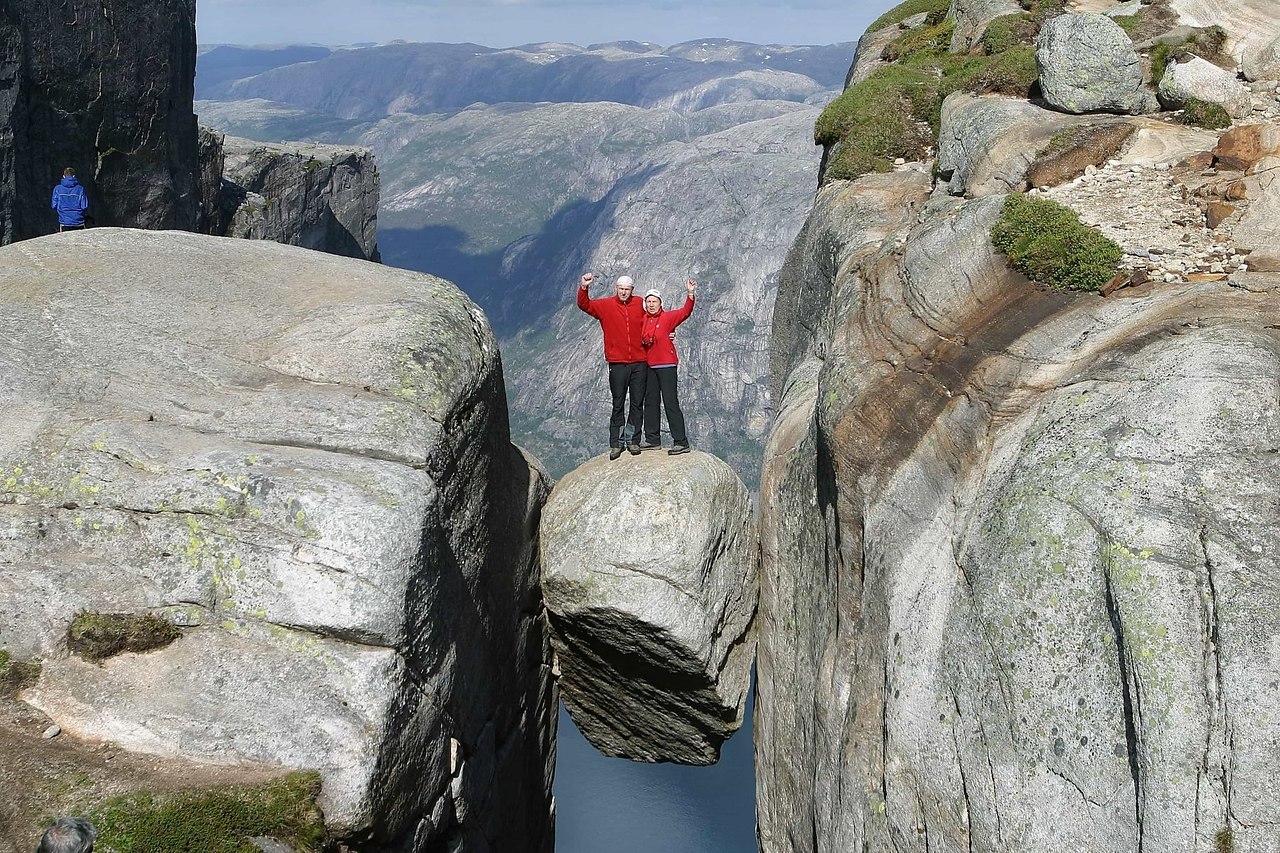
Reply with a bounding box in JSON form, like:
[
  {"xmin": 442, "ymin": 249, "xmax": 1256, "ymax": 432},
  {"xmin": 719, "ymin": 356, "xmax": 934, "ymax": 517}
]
[
  {"xmin": 643, "ymin": 365, "xmax": 687, "ymax": 446},
  {"xmin": 608, "ymin": 361, "xmax": 647, "ymax": 447},
  {"xmin": 58, "ymin": 224, "xmax": 85, "ymax": 231}
]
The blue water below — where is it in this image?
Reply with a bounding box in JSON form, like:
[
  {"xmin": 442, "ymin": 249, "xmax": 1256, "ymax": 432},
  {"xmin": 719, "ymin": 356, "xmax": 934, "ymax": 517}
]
[{"xmin": 554, "ymin": 692, "xmax": 757, "ymax": 852}]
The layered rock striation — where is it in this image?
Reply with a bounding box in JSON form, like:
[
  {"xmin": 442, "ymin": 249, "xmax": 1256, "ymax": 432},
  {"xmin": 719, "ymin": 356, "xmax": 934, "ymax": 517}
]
[
  {"xmin": 0, "ymin": 230, "xmax": 553, "ymax": 851},
  {"xmin": 541, "ymin": 450, "xmax": 757, "ymax": 764},
  {"xmin": 759, "ymin": 2, "xmax": 1280, "ymax": 851}
]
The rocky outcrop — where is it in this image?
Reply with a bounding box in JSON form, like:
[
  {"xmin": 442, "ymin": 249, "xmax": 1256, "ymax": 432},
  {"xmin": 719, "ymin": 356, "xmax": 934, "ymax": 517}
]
[
  {"xmin": 1166, "ymin": 0, "xmax": 1279, "ymax": 69},
  {"xmin": 1036, "ymin": 13, "xmax": 1156, "ymax": 115},
  {"xmin": 938, "ymin": 94, "xmax": 1089, "ymax": 197},
  {"xmin": 0, "ymin": 0, "xmax": 198, "ymax": 242},
  {"xmin": 208, "ymin": 133, "xmax": 380, "ymax": 261},
  {"xmin": 1157, "ymin": 55, "xmax": 1253, "ymax": 118},
  {"xmin": 759, "ymin": 10, "xmax": 1280, "ymax": 851},
  {"xmin": 0, "ymin": 230, "xmax": 553, "ymax": 851},
  {"xmin": 950, "ymin": 0, "xmax": 1023, "ymax": 52},
  {"xmin": 540, "ymin": 450, "xmax": 756, "ymax": 765}
]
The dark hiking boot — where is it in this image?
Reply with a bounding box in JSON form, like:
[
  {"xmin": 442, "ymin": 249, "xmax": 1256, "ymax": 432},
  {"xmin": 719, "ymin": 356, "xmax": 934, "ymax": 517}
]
[
  {"xmin": 609, "ymin": 447, "xmax": 623, "ymax": 461},
  {"xmin": 627, "ymin": 444, "xmax": 641, "ymax": 456},
  {"xmin": 640, "ymin": 442, "xmax": 662, "ymax": 451},
  {"xmin": 668, "ymin": 444, "xmax": 690, "ymax": 455}
]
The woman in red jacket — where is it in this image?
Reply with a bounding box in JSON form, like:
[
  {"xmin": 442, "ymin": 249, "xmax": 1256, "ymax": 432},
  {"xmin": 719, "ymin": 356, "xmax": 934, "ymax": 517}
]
[{"xmin": 641, "ymin": 279, "xmax": 696, "ymax": 455}]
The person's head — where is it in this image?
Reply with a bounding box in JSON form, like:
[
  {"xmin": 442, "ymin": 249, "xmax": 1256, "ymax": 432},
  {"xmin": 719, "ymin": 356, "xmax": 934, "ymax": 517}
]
[
  {"xmin": 614, "ymin": 275, "xmax": 634, "ymax": 302},
  {"xmin": 643, "ymin": 289, "xmax": 662, "ymax": 315},
  {"xmin": 37, "ymin": 817, "xmax": 96, "ymax": 853},
  {"xmin": 62, "ymin": 167, "xmax": 75, "ymax": 178}
]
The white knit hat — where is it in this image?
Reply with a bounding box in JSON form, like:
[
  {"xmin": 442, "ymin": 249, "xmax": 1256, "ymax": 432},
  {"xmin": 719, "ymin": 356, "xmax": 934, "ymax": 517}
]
[
  {"xmin": 615, "ymin": 275, "xmax": 634, "ymax": 288},
  {"xmin": 644, "ymin": 289, "xmax": 661, "ymax": 300}
]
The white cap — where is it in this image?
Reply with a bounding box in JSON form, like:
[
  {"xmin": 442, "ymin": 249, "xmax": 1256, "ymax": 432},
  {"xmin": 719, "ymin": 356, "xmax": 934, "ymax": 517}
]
[
  {"xmin": 615, "ymin": 275, "xmax": 634, "ymax": 288},
  {"xmin": 644, "ymin": 289, "xmax": 662, "ymax": 300}
]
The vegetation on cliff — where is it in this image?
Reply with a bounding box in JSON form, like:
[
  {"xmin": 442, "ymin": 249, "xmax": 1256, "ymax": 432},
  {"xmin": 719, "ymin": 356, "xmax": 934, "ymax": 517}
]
[
  {"xmin": 66, "ymin": 612, "xmax": 183, "ymax": 662},
  {"xmin": 87, "ymin": 772, "xmax": 326, "ymax": 853},
  {"xmin": 816, "ymin": 0, "xmax": 1057, "ymax": 180},
  {"xmin": 991, "ymin": 194, "xmax": 1122, "ymax": 290}
]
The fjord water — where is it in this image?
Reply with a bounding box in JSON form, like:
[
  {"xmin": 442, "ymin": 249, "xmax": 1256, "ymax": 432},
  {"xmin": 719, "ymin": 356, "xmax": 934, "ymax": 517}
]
[{"xmin": 555, "ymin": 692, "xmax": 757, "ymax": 852}]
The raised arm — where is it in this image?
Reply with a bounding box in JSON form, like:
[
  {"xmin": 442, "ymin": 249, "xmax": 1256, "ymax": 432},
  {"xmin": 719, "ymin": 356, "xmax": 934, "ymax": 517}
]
[
  {"xmin": 576, "ymin": 272, "xmax": 600, "ymax": 318},
  {"xmin": 669, "ymin": 279, "xmax": 697, "ymax": 326}
]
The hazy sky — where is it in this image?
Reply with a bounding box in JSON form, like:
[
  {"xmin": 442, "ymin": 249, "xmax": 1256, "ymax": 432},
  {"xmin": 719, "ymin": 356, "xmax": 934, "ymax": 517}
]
[{"xmin": 197, "ymin": 0, "xmax": 898, "ymax": 48}]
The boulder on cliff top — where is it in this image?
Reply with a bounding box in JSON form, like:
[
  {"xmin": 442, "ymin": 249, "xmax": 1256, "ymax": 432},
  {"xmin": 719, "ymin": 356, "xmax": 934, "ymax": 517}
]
[
  {"xmin": 0, "ymin": 229, "xmax": 553, "ymax": 851},
  {"xmin": 1036, "ymin": 13, "xmax": 1157, "ymax": 115},
  {"xmin": 949, "ymin": 0, "xmax": 1024, "ymax": 53},
  {"xmin": 540, "ymin": 449, "xmax": 757, "ymax": 764},
  {"xmin": 1158, "ymin": 54, "xmax": 1253, "ymax": 118}
]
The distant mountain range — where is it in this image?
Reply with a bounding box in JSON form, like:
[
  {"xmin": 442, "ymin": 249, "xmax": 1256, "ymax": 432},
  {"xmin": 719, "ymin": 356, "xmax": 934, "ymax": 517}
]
[{"xmin": 196, "ymin": 38, "xmax": 851, "ymax": 482}]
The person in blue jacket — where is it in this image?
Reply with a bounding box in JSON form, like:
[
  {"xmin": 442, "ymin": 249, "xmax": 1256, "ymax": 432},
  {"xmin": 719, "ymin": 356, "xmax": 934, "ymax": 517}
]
[{"xmin": 51, "ymin": 167, "xmax": 89, "ymax": 231}]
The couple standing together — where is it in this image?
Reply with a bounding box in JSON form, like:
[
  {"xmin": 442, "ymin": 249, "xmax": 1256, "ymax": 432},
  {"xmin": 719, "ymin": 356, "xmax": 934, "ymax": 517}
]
[{"xmin": 577, "ymin": 272, "xmax": 696, "ymax": 460}]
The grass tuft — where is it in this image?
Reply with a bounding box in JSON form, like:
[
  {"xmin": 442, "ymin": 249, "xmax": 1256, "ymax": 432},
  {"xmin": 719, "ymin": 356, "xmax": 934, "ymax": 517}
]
[
  {"xmin": 89, "ymin": 772, "xmax": 326, "ymax": 853},
  {"xmin": 1179, "ymin": 98, "xmax": 1232, "ymax": 130},
  {"xmin": 991, "ymin": 194, "xmax": 1122, "ymax": 291},
  {"xmin": 0, "ymin": 649, "xmax": 41, "ymax": 694},
  {"xmin": 66, "ymin": 612, "xmax": 182, "ymax": 662}
]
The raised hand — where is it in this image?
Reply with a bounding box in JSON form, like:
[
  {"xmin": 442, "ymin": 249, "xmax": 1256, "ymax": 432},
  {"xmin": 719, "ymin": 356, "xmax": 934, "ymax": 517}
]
[
  {"xmin": 686, "ymin": 278, "xmax": 697, "ymax": 296},
  {"xmin": 580, "ymin": 272, "xmax": 595, "ymax": 289}
]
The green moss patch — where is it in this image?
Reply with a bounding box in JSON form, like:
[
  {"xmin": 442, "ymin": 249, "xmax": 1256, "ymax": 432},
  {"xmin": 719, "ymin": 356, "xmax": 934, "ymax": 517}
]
[
  {"xmin": 818, "ymin": 4, "xmax": 1047, "ymax": 181},
  {"xmin": 991, "ymin": 194, "xmax": 1123, "ymax": 291},
  {"xmin": 0, "ymin": 649, "xmax": 41, "ymax": 694},
  {"xmin": 868, "ymin": 0, "xmax": 950, "ymax": 33},
  {"xmin": 67, "ymin": 613, "xmax": 182, "ymax": 662},
  {"xmin": 88, "ymin": 772, "xmax": 326, "ymax": 853},
  {"xmin": 1179, "ymin": 98, "xmax": 1232, "ymax": 130}
]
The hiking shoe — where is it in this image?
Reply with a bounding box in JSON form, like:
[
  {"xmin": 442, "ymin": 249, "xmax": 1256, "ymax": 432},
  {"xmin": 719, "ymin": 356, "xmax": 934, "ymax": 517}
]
[
  {"xmin": 627, "ymin": 444, "xmax": 641, "ymax": 456},
  {"xmin": 668, "ymin": 445, "xmax": 691, "ymax": 455},
  {"xmin": 609, "ymin": 447, "xmax": 623, "ymax": 461},
  {"xmin": 640, "ymin": 442, "xmax": 662, "ymax": 451}
]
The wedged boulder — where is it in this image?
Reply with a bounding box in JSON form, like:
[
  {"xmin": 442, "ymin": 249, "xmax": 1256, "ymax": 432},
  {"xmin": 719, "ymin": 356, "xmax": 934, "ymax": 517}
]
[
  {"xmin": 937, "ymin": 93, "xmax": 1086, "ymax": 196},
  {"xmin": 540, "ymin": 450, "xmax": 757, "ymax": 765},
  {"xmin": 0, "ymin": 229, "xmax": 554, "ymax": 852},
  {"xmin": 1158, "ymin": 54, "xmax": 1253, "ymax": 118},
  {"xmin": 1037, "ymin": 13, "xmax": 1157, "ymax": 115},
  {"xmin": 1243, "ymin": 34, "xmax": 1280, "ymax": 82}
]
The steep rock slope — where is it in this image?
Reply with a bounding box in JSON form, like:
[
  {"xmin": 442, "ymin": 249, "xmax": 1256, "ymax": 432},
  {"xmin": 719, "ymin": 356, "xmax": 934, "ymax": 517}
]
[
  {"xmin": 757, "ymin": 2, "xmax": 1280, "ymax": 851},
  {"xmin": 0, "ymin": 230, "xmax": 553, "ymax": 852},
  {"xmin": 0, "ymin": 0, "xmax": 199, "ymax": 241},
  {"xmin": 205, "ymin": 132, "xmax": 381, "ymax": 261}
]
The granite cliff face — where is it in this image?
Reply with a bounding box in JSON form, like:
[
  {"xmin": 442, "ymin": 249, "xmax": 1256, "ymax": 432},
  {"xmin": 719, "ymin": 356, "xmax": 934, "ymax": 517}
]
[
  {"xmin": 757, "ymin": 2, "xmax": 1280, "ymax": 851},
  {"xmin": 0, "ymin": 230, "xmax": 554, "ymax": 851},
  {"xmin": 204, "ymin": 131, "xmax": 381, "ymax": 261},
  {"xmin": 0, "ymin": 0, "xmax": 199, "ymax": 241}
]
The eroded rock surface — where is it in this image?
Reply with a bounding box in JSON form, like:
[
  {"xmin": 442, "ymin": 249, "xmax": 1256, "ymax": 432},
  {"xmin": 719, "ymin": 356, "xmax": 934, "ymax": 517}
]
[
  {"xmin": 759, "ymin": 86, "xmax": 1280, "ymax": 853},
  {"xmin": 540, "ymin": 450, "xmax": 756, "ymax": 764},
  {"xmin": 0, "ymin": 229, "xmax": 553, "ymax": 852},
  {"xmin": 1158, "ymin": 55, "xmax": 1253, "ymax": 118}
]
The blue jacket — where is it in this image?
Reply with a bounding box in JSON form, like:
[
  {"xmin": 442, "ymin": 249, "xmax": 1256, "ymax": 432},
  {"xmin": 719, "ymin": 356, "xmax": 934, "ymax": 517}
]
[{"xmin": 51, "ymin": 176, "xmax": 89, "ymax": 226}]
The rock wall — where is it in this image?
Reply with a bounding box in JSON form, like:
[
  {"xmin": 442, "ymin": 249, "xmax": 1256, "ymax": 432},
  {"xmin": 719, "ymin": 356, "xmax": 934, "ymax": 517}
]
[
  {"xmin": 0, "ymin": 230, "xmax": 553, "ymax": 852},
  {"xmin": 0, "ymin": 0, "xmax": 199, "ymax": 241},
  {"xmin": 207, "ymin": 132, "xmax": 381, "ymax": 261},
  {"xmin": 757, "ymin": 5, "xmax": 1280, "ymax": 852}
]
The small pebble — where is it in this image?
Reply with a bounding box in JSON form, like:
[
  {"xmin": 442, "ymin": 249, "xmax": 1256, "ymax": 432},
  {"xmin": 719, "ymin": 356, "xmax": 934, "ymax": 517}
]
[{"xmin": 42, "ymin": 725, "xmax": 61, "ymax": 739}]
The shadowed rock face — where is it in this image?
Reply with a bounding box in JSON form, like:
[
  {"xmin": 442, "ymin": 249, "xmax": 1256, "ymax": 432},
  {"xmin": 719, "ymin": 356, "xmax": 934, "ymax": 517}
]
[
  {"xmin": 540, "ymin": 450, "xmax": 757, "ymax": 764},
  {"xmin": 0, "ymin": 229, "xmax": 554, "ymax": 852},
  {"xmin": 0, "ymin": 0, "xmax": 199, "ymax": 241},
  {"xmin": 210, "ymin": 132, "xmax": 381, "ymax": 261},
  {"xmin": 758, "ymin": 112, "xmax": 1280, "ymax": 853}
]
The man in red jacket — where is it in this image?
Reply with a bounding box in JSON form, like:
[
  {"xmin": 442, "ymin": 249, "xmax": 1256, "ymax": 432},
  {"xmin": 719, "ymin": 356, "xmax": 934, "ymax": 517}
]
[{"xmin": 577, "ymin": 272, "xmax": 647, "ymax": 460}]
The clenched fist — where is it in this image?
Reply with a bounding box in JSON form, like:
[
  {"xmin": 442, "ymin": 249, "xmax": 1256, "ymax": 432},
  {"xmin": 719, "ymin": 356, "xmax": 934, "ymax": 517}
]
[{"xmin": 580, "ymin": 272, "xmax": 595, "ymax": 289}]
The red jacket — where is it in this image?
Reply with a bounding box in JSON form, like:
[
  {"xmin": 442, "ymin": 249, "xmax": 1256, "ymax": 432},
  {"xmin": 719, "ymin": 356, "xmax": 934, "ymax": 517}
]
[
  {"xmin": 578, "ymin": 287, "xmax": 647, "ymax": 363},
  {"xmin": 640, "ymin": 296, "xmax": 694, "ymax": 366}
]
